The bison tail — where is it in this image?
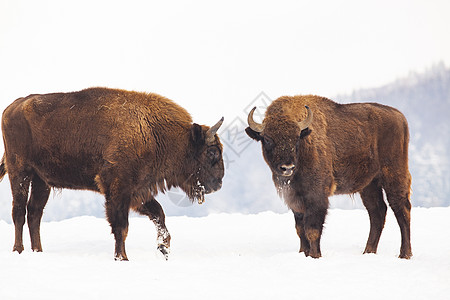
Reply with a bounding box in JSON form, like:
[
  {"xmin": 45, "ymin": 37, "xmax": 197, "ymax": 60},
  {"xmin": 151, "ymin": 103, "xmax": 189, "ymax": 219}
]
[{"xmin": 0, "ymin": 154, "xmax": 6, "ymax": 181}]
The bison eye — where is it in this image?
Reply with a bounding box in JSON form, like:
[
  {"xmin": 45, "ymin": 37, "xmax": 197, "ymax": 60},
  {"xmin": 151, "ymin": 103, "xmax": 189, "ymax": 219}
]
[
  {"xmin": 206, "ymin": 146, "xmax": 220, "ymax": 164},
  {"xmin": 263, "ymin": 136, "xmax": 274, "ymax": 151}
]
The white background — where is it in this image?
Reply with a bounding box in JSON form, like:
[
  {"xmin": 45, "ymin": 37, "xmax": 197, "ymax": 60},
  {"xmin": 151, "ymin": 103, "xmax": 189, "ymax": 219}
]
[{"xmin": 1, "ymin": 0, "xmax": 449, "ymax": 124}]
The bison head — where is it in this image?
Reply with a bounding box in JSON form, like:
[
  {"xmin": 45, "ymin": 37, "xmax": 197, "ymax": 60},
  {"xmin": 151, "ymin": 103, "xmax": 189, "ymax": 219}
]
[
  {"xmin": 245, "ymin": 106, "xmax": 313, "ymax": 178},
  {"xmin": 183, "ymin": 117, "xmax": 225, "ymax": 204}
]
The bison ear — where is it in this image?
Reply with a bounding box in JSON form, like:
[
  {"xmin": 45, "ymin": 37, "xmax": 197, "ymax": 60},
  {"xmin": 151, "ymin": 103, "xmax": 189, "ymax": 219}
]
[
  {"xmin": 299, "ymin": 128, "xmax": 312, "ymax": 139},
  {"xmin": 191, "ymin": 123, "xmax": 206, "ymax": 145},
  {"xmin": 245, "ymin": 127, "xmax": 263, "ymax": 141}
]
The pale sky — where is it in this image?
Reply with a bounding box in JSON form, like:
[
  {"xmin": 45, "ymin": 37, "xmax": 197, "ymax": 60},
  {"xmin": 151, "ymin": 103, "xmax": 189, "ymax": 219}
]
[{"xmin": 1, "ymin": 0, "xmax": 449, "ymax": 124}]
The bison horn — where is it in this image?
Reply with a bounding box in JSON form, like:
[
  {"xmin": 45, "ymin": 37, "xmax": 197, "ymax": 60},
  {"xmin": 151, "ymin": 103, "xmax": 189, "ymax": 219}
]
[
  {"xmin": 206, "ymin": 117, "xmax": 224, "ymax": 144},
  {"xmin": 298, "ymin": 105, "xmax": 313, "ymax": 131},
  {"xmin": 247, "ymin": 107, "xmax": 265, "ymax": 133}
]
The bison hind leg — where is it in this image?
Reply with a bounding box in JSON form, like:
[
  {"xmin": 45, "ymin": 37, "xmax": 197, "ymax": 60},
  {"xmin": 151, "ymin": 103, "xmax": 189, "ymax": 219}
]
[
  {"xmin": 360, "ymin": 178, "xmax": 387, "ymax": 255},
  {"xmin": 27, "ymin": 174, "xmax": 51, "ymax": 252},
  {"xmin": 9, "ymin": 170, "xmax": 32, "ymax": 253},
  {"xmin": 384, "ymin": 189, "xmax": 412, "ymax": 259},
  {"xmin": 382, "ymin": 168, "xmax": 412, "ymax": 259}
]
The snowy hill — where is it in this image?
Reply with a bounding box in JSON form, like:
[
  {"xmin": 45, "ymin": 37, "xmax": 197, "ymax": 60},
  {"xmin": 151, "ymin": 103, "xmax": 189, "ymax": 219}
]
[{"xmin": 0, "ymin": 208, "xmax": 449, "ymax": 300}]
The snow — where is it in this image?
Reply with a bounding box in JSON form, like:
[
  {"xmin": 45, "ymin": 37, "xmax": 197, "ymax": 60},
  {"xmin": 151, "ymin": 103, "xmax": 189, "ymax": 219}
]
[{"xmin": 1, "ymin": 208, "xmax": 449, "ymax": 299}]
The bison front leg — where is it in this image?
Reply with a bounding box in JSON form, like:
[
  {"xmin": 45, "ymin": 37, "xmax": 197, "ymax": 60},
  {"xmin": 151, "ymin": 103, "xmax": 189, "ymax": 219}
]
[
  {"xmin": 103, "ymin": 181, "xmax": 132, "ymax": 261},
  {"xmin": 106, "ymin": 199, "xmax": 130, "ymax": 261},
  {"xmin": 302, "ymin": 199, "xmax": 328, "ymax": 259},
  {"xmin": 134, "ymin": 198, "xmax": 171, "ymax": 260},
  {"xmin": 293, "ymin": 212, "xmax": 310, "ymax": 254}
]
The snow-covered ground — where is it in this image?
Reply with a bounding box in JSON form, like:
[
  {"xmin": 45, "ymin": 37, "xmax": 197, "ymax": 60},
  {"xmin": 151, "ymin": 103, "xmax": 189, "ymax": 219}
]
[{"xmin": 0, "ymin": 208, "xmax": 448, "ymax": 299}]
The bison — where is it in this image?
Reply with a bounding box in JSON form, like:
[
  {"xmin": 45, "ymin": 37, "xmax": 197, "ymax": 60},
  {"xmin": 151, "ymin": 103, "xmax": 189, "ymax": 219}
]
[
  {"xmin": 246, "ymin": 95, "xmax": 412, "ymax": 259},
  {"xmin": 0, "ymin": 87, "xmax": 224, "ymax": 261}
]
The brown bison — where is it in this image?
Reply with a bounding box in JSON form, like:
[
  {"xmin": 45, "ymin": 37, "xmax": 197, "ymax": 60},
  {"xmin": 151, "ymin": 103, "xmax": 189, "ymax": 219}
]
[
  {"xmin": 0, "ymin": 87, "xmax": 224, "ymax": 261},
  {"xmin": 246, "ymin": 95, "xmax": 412, "ymax": 259}
]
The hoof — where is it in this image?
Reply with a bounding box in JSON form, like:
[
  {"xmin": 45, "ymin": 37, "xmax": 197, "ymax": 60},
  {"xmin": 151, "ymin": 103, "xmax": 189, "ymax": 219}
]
[
  {"xmin": 13, "ymin": 245, "xmax": 24, "ymax": 254},
  {"xmin": 157, "ymin": 244, "xmax": 170, "ymax": 261},
  {"xmin": 299, "ymin": 247, "xmax": 309, "ymax": 254},
  {"xmin": 364, "ymin": 245, "xmax": 378, "ymax": 254},
  {"xmin": 304, "ymin": 250, "xmax": 321, "ymax": 259},
  {"xmin": 114, "ymin": 254, "xmax": 129, "ymax": 261},
  {"xmin": 399, "ymin": 252, "xmax": 413, "ymax": 259}
]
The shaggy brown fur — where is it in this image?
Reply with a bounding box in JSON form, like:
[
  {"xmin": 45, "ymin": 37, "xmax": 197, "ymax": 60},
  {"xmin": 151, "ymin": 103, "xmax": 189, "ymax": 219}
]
[
  {"xmin": 0, "ymin": 87, "xmax": 224, "ymax": 260},
  {"xmin": 246, "ymin": 95, "xmax": 412, "ymax": 259}
]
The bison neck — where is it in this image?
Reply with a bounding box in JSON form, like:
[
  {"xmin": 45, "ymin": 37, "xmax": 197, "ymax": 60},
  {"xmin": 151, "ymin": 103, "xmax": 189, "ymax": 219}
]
[{"xmin": 143, "ymin": 131, "xmax": 199, "ymax": 198}]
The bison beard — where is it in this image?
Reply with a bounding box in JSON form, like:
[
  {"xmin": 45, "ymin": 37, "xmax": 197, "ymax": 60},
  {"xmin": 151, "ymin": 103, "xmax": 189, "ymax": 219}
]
[
  {"xmin": 246, "ymin": 95, "xmax": 412, "ymax": 259},
  {"xmin": 0, "ymin": 87, "xmax": 224, "ymax": 261}
]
